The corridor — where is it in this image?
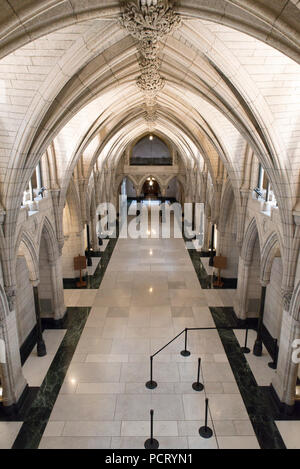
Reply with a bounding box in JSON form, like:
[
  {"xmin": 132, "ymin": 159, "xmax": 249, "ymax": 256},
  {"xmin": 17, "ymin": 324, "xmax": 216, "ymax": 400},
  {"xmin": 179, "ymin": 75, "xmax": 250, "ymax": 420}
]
[{"xmin": 38, "ymin": 232, "xmax": 259, "ymax": 449}]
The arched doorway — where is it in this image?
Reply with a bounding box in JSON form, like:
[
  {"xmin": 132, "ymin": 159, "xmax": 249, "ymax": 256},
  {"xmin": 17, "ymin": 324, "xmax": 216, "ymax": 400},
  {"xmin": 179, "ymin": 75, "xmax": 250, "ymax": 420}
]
[
  {"xmin": 165, "ymin": 176, "xmax": 184, "ymax": 204},
  {"xmin": 141, "ymin": 177, "xmax": 161, "ymax": 199}
]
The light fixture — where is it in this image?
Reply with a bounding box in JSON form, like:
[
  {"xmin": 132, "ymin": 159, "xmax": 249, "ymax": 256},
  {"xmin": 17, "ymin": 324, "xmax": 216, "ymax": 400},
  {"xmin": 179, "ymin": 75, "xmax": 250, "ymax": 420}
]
[
  {"xmin": 149, "ymin": 287, "xmax": 153, "ymax": 293},
  {"xmin": 149, "ymin": 249, "xmax": 153, "ymax": 255},
  {"xmin": 149, "ymin": 180, "xmax": 153, "ymax": 186},
  {"xmin": 149, "ymin": 135, "xmax": 153, "ymax": 141}
]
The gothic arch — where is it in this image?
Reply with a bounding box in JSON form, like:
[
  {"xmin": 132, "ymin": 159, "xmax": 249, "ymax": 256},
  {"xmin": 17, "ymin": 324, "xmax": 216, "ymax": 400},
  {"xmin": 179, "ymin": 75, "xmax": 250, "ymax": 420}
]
[
  {"xmin": 38, "ymin": 216, "xmax": 59, "ymax": 263},
  {"xmin": 15, "ymin": 231, "xmax": 39, "ymax": 283},
  {"xmin": 260, "ymin": 231, "xmax": 283, "ymax": 284},
  {"xmin": 218, "ymin": 182, "xmax": 236, "ymax": 234},
  {"xmin": 241, "ymin": 217, "xmax": 261, "ymax": 264},
  {"xmin": 290, "ymin": 281, "xmax": 300, "ymax": 321},
  {"xmin": 137, "ymin": 175, "xmax": 163, "ymax": 196}
]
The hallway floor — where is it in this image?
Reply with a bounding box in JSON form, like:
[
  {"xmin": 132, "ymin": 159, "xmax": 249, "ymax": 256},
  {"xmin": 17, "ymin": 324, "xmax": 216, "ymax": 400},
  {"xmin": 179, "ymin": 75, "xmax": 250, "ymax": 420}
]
[{"xmin": 38, "ymin": 235, "xmax": 260, "ymax": 449}]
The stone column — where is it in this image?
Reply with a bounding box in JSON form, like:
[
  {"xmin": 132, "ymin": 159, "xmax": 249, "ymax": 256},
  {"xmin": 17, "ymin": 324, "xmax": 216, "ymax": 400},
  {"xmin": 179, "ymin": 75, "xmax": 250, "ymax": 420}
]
[
  {"xmin": 1, "ymin": 288, "xmax": 27, "ymax": 409},
  {"xmin": 49, "ymin": 257, "xmax": 66, "ymax": 322},
  {"xmin": 91, "ymin": 216, "xmax": 100, "ymax": 252},
  {"xmin": 272, "ymin": 309, "xmax": 300, "ymax": 410},
  {"xmin": 209, "ymin": 224, "xmax": 215, "ymax": 266},
  {"xmin": 234, "ymin": 257, "xmax": 251, "ymax": 321},
  {"xmin": 253, "ymin": 282, "xmax": 268, "ymax": 356},
  {"xmin": 32, "ymin": 282, "xmax": 47, "ymax": 357},
  {"xmin": 203, "ymin": 217, "xmax": 210, "ymax": 252},
  {"xmin": 86, "ymin": 223, "xmax": 92, "ymax": 266}
]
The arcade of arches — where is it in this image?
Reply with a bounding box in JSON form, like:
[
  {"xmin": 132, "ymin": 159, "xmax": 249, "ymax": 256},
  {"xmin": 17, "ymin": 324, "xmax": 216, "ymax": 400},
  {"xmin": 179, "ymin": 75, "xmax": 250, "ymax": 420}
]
[{"xmin": 0, "ymin": 0, "xmax": 299, "ymax": 450}]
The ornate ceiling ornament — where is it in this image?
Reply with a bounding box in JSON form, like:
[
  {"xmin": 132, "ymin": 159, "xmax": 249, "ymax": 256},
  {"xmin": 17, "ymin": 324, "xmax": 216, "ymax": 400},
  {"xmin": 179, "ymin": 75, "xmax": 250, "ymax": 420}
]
[
  {"xmin": 120, "ymin": 1, "xmax": 181, "ymax": 44},
  {"xmin": 120, "ymin": 0, "xmax": 181, "ymax": 123}
]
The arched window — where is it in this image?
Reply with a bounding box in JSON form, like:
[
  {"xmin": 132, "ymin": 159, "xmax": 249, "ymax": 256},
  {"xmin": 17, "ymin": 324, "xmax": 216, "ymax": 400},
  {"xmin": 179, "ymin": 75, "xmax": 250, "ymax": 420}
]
[{"xmin": 131, "ymin": 135, "xmax": 172, "ymax": 166}]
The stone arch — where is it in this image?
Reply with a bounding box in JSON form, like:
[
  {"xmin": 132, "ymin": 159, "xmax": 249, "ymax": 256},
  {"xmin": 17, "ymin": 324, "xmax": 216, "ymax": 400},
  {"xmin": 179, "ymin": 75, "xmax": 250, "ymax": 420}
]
[
  {"xmin": 260, "ymin": 231, "xmax": 283, "ymax": 284},
  {"xmin": 165, "ymin": 176, "xmax": 184, "ymax": 203},
  {"xmin": 241, "ymin": 217, "xmax": 261, "ymax": 263},
  {"xmin": 38, "ymin": 216, "xmax": 59, "ymax": 264},
  {"xmin": 217, "ymin": 182, "xmax": 239, "ymax": 278},
  {"xmin": 290, "ymin": 281, "xmax": 300, "ymax": 322},
  {"xmin": 15, "ymin": 231, "xmax": 39, "ymax": 284},
  {"xmin": 121, "ymin": 175, "xmax": 138, "ymax": 197},
  {"xmin": 138, "ymin": 175, "xmax": 163, "ymax": 197},
  {"xmin": 218, "ymin": 180, "xmax": 236, "ymax": 233},
  {"xmin": 62, "ymin": 180, "xmax": 86, "ymax": 279}
]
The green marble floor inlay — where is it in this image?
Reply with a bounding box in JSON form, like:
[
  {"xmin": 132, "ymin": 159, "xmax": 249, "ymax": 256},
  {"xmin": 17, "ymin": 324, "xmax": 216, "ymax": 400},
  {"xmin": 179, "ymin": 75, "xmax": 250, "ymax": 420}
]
[
  {"xmin": 186, "ymin": 240, "xmax": 237, "ymax": 289},
  {"xmin": 12, "ymin": 233, "xmax": 118, "ymax": 449},
  {"xmin": 12, "ymin": 306, "xmax": 90, "ymax": 449},
  {"xmin": 210, "ymin": 307, "xmax": 286, "ymax": 449},
  {"xmin": 64, "ymin": 235, "xmax": 118, "ymax": 290},
  {"xmin": 186, "ymin": 238, "xmax": 285, "ymax": 449}
]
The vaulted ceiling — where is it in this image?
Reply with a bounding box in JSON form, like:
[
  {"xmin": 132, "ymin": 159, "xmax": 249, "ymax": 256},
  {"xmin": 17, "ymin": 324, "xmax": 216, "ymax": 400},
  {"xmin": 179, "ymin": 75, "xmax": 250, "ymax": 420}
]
[{"xmin": 0, "ymin": 0, "xmax": 300, "ymax": 220}]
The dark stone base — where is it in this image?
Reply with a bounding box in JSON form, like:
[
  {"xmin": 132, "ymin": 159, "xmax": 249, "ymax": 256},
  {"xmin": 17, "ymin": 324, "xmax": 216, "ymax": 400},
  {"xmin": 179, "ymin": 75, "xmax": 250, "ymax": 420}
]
[
  {"xmin": 199, "ymin": 251, "xmax": 213, "ymax": 258},
  {"xmin": 41, "ymin": 310, "xmax": 68, "ymax": 330},
  {"xmin": 20, "ymin": 326, "xmax": 38, "ymax": 366},
  {"xmin": 63, "ymin": 277, "xmax": 87, "ymax": 289},
  {"xmin": 0, "ymin": 386, "xmax": 39, "ymax": 421},
  {"xmin": 20, "ymin": 311, "xmax": 68, "ymax": 365},
  {"xmin": 253, "ymin": 339, "xmax": 263, "ymax": 356},
  {"xmin": 37, "ymin": 341, "xmax": 47, "ymax": 357},
  {"xmin": 269, "ymin": 384, "xmax": 295, "ymax": 417}
]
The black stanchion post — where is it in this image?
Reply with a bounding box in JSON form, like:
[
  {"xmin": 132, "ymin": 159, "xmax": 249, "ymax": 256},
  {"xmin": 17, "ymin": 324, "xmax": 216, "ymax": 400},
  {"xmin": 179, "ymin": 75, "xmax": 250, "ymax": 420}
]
[
  {"xmin": 145, "ymin": 356, "xmax": 157, "ymax": 389},
  {"xmin": 180, "ymin": 328, "xmax": 191, "ymax": 357},
  {"xmin": 199, "ymin": 398, "xmax": 213, "ymax": 438},
  {"xmin": 192, "ymin": 358, "xmax": 204, "ymax": 391},
  {"xmin": 144, "ymin": 409, "xmax": 159, "ymax": 449},
  {"xmin": 268, "ymin": 339, "xmax": 278, "ymax": 369},
  {"xmin": 241, "ymin": 328, "xmax": 251, "ymax": 354}
]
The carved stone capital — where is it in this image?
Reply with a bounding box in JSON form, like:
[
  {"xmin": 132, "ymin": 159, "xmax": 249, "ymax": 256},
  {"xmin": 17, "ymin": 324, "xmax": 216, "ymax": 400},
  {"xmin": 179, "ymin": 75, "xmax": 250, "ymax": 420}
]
[
  {"xmin": 282, "ymin": 290, "xmax": 293, "ymax": 311},
  {"xmin": 4, "ymin": 286, "xmax": 16, "ymax": 312},
  {"xmin": 120, "ymin": 1, "xmax": 181, "ymax": 44}
]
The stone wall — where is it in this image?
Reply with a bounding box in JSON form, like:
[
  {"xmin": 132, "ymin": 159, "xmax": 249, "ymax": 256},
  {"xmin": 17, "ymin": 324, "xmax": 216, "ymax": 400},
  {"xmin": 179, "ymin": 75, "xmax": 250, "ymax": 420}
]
[{"xmin": 15, "ymin": 256, "xmax": 35, "ymax": 346}]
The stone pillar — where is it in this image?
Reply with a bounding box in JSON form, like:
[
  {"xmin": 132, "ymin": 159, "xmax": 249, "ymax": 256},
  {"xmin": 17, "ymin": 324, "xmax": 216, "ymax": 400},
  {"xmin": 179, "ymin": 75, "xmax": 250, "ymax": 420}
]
[
  {"xmin": 86, "ymin": 223, "xmax": 92, "ymax": 266},
  {"xmin": 234, "ymin": 257, "xmax": 251, "ymax": 321},
  {"xmin": 272, "ymin": 310, "xmax": 300, "ymax": 410},
  {"xmin": 97, "ymin": 214, "xmax": 103, "ymax": 246},
  {"xmin": 1, "ymin": 288, "xmax": 27, "ymax": 409},
  {"xmin": 32, "ymin": 283, "xmax": 47, "ymax": 357},
  {"xmin": 209, "ymin": 224, "xmax": 215, "ymax": 266},
  {"xmin": 203, "ymin": 217, "xmax": 210, "ymax": 252},
  {"xmin": 49, "ymin": 257, "xmax": 66, "ymax": 321},
  {"xmin": 91, "ymin": 216, "xmax": 100, "ymax": 252},
  {"xmin": 253, "ymin": 282, "xmax": 268, "ymax": 356}
]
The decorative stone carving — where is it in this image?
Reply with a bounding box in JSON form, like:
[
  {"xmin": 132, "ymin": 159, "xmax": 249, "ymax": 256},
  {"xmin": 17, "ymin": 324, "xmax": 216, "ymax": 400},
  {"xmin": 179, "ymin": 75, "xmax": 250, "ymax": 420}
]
[
  {"xmin": 282, "ymin": 290, "xmax": 293, "ymax": 311},
  {"xmin": 120, "ymin": 1, "xmax": 181, "ymax": 44},
  {"xmin": 4, "ymin": 286, "xmax": 16, "ymax": 312},
  {"xmin": 120, "ymin": 1, "xmax": 181, "ymax": 122},
  {"xmin": 137, "ymin": 57, "xmax": 164, "ymax": 94}
]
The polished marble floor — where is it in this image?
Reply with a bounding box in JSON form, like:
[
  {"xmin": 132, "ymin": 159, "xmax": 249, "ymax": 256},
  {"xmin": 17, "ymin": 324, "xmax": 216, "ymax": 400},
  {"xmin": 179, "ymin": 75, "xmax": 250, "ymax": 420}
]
[
  {"xmin": 234, "ymin": 329, "xmax": 275, "ymax": 386},
  {"xmin": 38, "ymin": 233, "xmax": 261, "ymax": 449},
  {"xmin": 23, "ymin": 330, "xmax": 66, "ymax": 387},
  {"xmin": 4, "ymin": 213, "xmax": 299, "ymax": 449}
]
